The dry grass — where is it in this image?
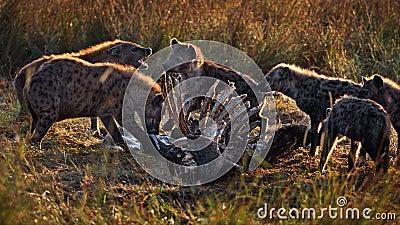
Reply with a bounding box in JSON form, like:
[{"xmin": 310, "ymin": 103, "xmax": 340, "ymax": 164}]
[
  {"xmin": 1, "ymin": 0, "xmax": 399, "ymax": 79},
  {"xmin": 0, "ymin": 0, "xmax": 399, "ymax": 224}
]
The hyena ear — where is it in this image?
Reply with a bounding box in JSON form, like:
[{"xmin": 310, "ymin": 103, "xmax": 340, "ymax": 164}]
[
  {"xmin": 372, "ymin": 74, "xmax": 384, "ymax": 89},
  {"xmin": 361, "ymin": 76, "xmax": 367, "ymax": 84},
  {"xmin": 152, "ymin": 93, "xmax": 164, "ymax": 106},
  {"xmin": 108, "ymin": 45, "xmax": 121, "ymax": 56},
  {"xmin": 188, "ymin": 44, "xmax": 197, "ymax": 60},
  {"xmin": 170, "ymin": 38, "xmax": 180, "ymax": 49}
]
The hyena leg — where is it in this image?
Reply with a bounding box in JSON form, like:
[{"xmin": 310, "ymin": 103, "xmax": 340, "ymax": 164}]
[
  {"xmin": 319, "ymin": 126, "xmax": 338, "ymax": 172},
  {"xmin": 30, "ymin": 113, "xmax": 57, "ymax": 148},
  {"xmin": 90, "ymin": 117, "xmax": 105, "ymax": 138},
  {"xmin": 100, "ymin": 115, "xmax": 129, "ymax": 152},
  {"xmin": 15, "ymin": 85, "xmax": 30, "ymax": 124},
  {"xmin": 348, "ymin": 140, "xmax": 361, "ymax": 172},
  {"xmin": 309, "ymin": 118, "xmax": 320, "ymax": 156},
  {"xmin": 90, "ymin": 117, "xmax": 98, "ymax": 132},
  {"xmin": 376, "ymin": 132, "xmax": 390, "ymax": 173}
]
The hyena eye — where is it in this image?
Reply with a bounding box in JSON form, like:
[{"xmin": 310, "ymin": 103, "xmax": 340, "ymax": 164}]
[
  {"xmin": 131, "ymin": 47, "xmax": 138, "ymax": 52},
  {"xmin": 358, "ymin": 89, "xmax": 370, "ymax": 98}
]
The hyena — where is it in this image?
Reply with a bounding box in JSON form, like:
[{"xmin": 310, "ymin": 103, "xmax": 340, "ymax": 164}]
[
  {"xmin": 25, "ymin": 57, "xmax": 163, "ymax": 151},
  {"xmin": 319, "ymin": 97, "xmax": 390, "ymax": 173},
  {"xmin": 258, "ymin": 63, "xmax": 362, "ymax": 155},
  {"xmin": 14, "ymin": 39, "xmax": 152, "ymax": 134},
  {"xmin": 162, "ymin": 38, "xmax": 260, "ymax": 109},
  {"xmin": 358, "ymin": 74, "xmax": 400, "ymax": 166}
]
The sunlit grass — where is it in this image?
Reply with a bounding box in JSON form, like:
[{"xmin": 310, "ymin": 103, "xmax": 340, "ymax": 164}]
[{"xmin": 1, "ymin": 0, "xmax": 399, "ymax": 78}]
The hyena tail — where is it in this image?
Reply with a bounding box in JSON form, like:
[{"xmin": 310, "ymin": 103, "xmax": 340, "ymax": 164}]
[
  {"xmin": 14, "ymin": 69, "xmax": 27, "ymax": 121},
  {"xmin": 23, "ymin": 81, "xmax": 38, "ymax": 136},
  {"xmin": 376, "ymin": 124, "xmax": 390, "ymax": 173},
  {"xmin": 14, "ymin": 66, "xmax": 36, "ymax": 122}
]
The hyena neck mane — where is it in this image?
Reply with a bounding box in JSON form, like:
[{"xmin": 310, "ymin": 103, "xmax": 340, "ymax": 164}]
[
  {"xmin": 383, "ymin": 77, "xmax": 400, "ymax": 96},
  {"xmin": 183, "ymin": 59, "xmax": 246, "ymax": 83},
  {"xmin": 284, "ymin": 64, "xmax": 358, "ymax": 99},
  {"xmin": 380, "ymin": 78, "xmax": 400, "ymax": 107},
  {"xmin": 102, "ymin": 62, "xmax": 136, "ymax": 71},
  {"xmin": 279, "ymin": 65, "xmax": 323, "ymax": 98},
  {"xmin": 71, "ymin": 40, "xmax": 123, "ymax": 62},
  {"xmin": 200, "ymin": 61, "xmax": 246, "ymax": 82}
]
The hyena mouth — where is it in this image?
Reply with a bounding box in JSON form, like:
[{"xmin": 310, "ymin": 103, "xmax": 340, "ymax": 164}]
[
  {"xmin": 138, "ymin": 48, "xmax": 152, "ymax": 69},
  {"xmin": 138, "ymin": 58, "xmax": 148, "ymax": 69}
]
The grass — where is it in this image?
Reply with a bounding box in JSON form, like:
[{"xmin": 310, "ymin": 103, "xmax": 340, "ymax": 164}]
[{"xmin": 0, "ymin": 0, "xmax": 399, "ymax": 224}]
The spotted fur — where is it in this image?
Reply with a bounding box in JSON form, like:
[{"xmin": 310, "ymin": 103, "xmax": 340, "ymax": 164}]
[
  {"xmin": 25, "ymin": 57, "xmax": 162, "ymax": 151},
  {"xmin": 260, "ymin": 63, "xmax": 362, "ymax": 155},
  {"xmin": 359, "ymin": 74, "xmax": 400, "ymax": 166},
  {"xmin": 319, "ymin": 97, "xmax": 390, "ymax": 173},
  {"xmin": 14, "ymin": 39, "xmax": 151, "ymax": 134}
]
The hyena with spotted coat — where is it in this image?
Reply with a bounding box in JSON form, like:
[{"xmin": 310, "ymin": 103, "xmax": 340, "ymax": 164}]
[
  {"xmin": 319, "ymin": 97, "xmax": 390, "ymax": 173},
  {"xmin": 14, "ymin": 39, "xmax": 151, "ymax": 133},
  {"xmin": 162, "ymin": 38, "xmax": 260, "ymax": 108},
  {"xmin": 26, "ymin": 57, "xmax": 162, "ymax": 151},
  {"xmin": 358, "ymin": 74, "xmax": 400, "ymax": 166},
  {"xmin": 258, "ymin": 63, "xmax": 362, "ymax": 155}
]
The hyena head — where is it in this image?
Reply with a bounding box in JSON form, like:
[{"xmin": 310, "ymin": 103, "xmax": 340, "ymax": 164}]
[
  {"xmin": 162, "ymin": 38, "xmax": 204, "ymax": 77},
  {"xmin": 107, "ymin": 41, "xmax": 152, "ymax": 68},
  {"xmin": 263, "ymin": 64, "xmax": 291, "ymax": 92},
  {"xmin": 358, "ymin": 74, "xmax": 384, "ymax": 102},
  {"xmin": 145, "ymin": 92, "xmax": 164, "ymax": 134}
]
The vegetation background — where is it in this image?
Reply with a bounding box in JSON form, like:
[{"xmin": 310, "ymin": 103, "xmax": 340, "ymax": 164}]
[{"xmin": 0, "ymin": 0, "xmax": 399, "ymax": 224}]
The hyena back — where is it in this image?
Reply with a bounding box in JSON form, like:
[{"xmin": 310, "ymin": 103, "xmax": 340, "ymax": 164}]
[
  {"xmin": 358, "ymin": 74, "xmax": 400, "ymax": 166},
  {"xmin": 259, "ymin": 63, "xmax": 362, "ymax": 155},
  {"xmin": 14, "ymin": 39, "xmax": 151, "ymax": 133},
  {"xmin": 26, "ymin": 57, "xmax": 162, "ymax": 151},
  {"xmin": 319, "ymin": 97, "xmax": 390, "ymax": 173}
]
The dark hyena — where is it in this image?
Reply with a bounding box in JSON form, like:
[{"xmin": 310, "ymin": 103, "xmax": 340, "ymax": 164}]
[
  {"xmin": 25, "ymin": 57, "xmax": 162, "ymax": 151},
  {"xmin": 14, "ymin": 39, "xmax": 152, "ymax": 133},
  {"xmin": 319, "ymin": 97, "xmax": 390, "ymax": 173},
  {"xmin": 162, "ymin": 38, "xmax": 260, "ymax": 109},
  {"xmin": 258, "ymin": 63, "xmax": 362, "ymax": 155},
  {"xmin": 358, "ymin": 74, "xmax": 400, "ymax": 166}
]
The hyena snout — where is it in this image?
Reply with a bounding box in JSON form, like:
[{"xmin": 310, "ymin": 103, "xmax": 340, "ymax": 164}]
[
  {"xmin": 131, "ymin": 46, "xmax": 152, "ymax": 57},
  {"xmin": 143, "ymin": 47, "xmax": 152, "ymax": 57}
]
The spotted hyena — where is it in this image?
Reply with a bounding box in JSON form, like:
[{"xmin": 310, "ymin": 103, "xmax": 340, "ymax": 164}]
[
  {"xmin": 162, "ymin": 38, "xmax": 260, "ymax": 109},
  {"xmin": 25, "ymin": 57, "xmax": 162, "ymax": 151},
  {"xmin": 258, "ymin": 63, "xmax": 362, "ymax": 155},
  {"xmin": 14, "ymin": 39, "xmax": 152, "ymax": 134},
  {"xmin": 358, "ymin": 74, "xmax": 400, "ymax": 166},
  {"xmin": 319, "ymin": 97, "xmax": 390, "ymax": 173}
]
